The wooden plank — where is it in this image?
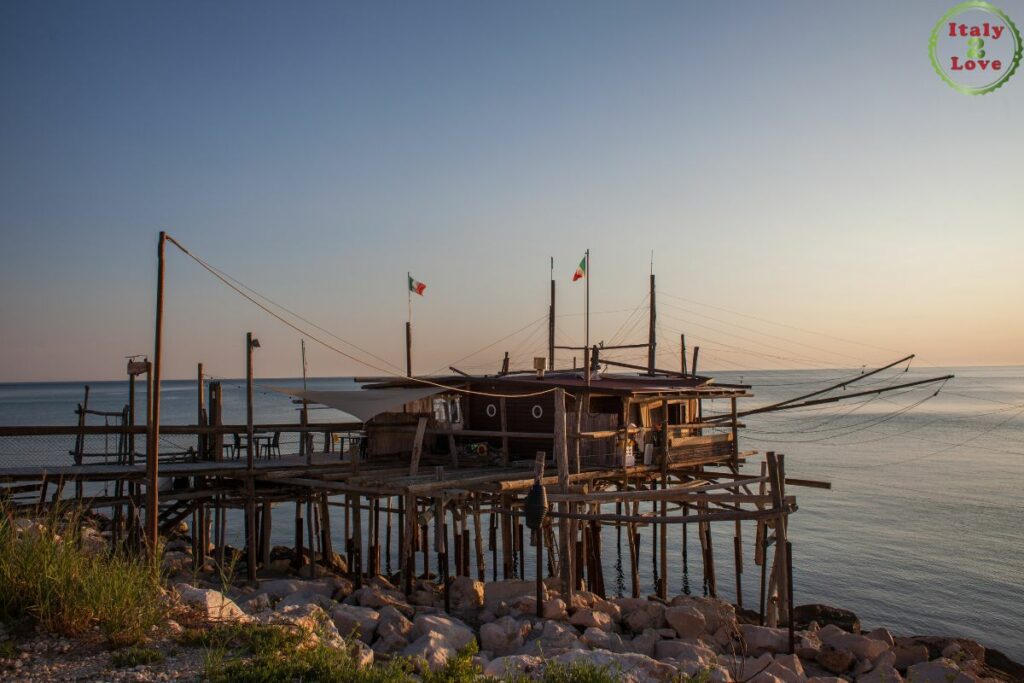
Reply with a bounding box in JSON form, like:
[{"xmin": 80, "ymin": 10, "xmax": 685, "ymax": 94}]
[{"xmin": 409, "ymin": 417, "xmax": 427, "ymax": 476}]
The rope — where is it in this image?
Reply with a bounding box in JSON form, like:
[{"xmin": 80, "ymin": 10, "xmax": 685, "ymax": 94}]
[{"xmin": 164, "ymin": 235, "xmax": 560, "ymax": 399}]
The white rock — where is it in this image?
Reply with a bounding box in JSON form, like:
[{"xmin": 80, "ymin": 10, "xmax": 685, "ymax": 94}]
[
  {"xmin": 627, "ymin": 629, "xmax": 661, "ymax": 658},
  {"xmin": 550, "ymin": 648, "xmax": 678, "ymax": 683},
  {"xmin": 654, "ymin": 640, "xmax": 716, "ymax": 664},
  {"xmin": 570, "ymin": 608, "xmax": 614, "ymax": 632},
  {"xmin": 616, "ymin": 599, "xmax": 665, "ymax": 633},
  {"xmin": 410, "ymin": 613, "xmax": 476, "ymax": 651},
  {"xmin": 377, "ymin": 605, "xmax": 413, "ymax": 641},
  {"xmin": 449, "ymin": 576, "xmax": 485, "ymax": 611},
  {"xmin": 402, "ymin": 632, "xmax": 456, "ymax": 671},
  {"xmin": 543, "ymin": 598, "xmax": 568, "ymax": 620},
  {"xmin": 276, "ymin": 590, "xmax": 335, "ymax": 612},
  {"xmin": 906, "ymin": 659, "xmax": 976, "ymax": 683},
  {"xmin": 664, "ymin": 605, "xmax": 707, "ymax": 639},
  {"xmin": 331, "ymin": 604, "xmax": 379, "ymax": 643},
  {"xmin": 484, "ymin": 654, "xmax": 544, "ymax": 678},
  {"xmin": 581, "ymin": 627, "xmax": 626, "ymax": 653},
  {"xmin": 821, "ymin": 632, "xmax": 890, "ymax": 661},
  {"xmin": 740, "ymin": 624, "xmax": 789, "ymax": 655},
  {"xmin": 856, "ymin": 666, "xmax": 903, "ymax": 683},
  {"xmin": 174, "ymin": 583, "xmax": 249, "ymax": 622},
  {"xmin": 485, "ymin": 580, "xmax": 545, "ymax": 612},
  {"xmin": 480, "ymin": 616, "xmax": 526, "ymax": 657}
]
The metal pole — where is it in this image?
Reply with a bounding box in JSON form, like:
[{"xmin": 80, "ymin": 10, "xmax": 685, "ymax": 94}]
[
  {"xmin": 585, "ymin": 249, "xmax": 590, "ymax": 386},
  {"xmin": 549, "ymin": 257, "xmax": 555, "ymax": 371},
  {"xmin": 145, "ymin": 231, "xmax": 166, "ymax": 557}
]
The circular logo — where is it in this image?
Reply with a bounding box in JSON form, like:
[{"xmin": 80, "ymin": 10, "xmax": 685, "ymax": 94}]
[{"xmin": 930, "ymin": 1, "xmax": 1022, "ymax": 94}]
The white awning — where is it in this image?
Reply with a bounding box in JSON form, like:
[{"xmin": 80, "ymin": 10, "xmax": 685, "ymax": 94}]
[{"xmin": 269, "ymin": 386, "xmax": 444, "ymax": 422}]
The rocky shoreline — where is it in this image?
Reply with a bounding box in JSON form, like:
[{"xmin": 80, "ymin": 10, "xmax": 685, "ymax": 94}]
[
  {"xmin": 1, "ymin": 522, "xmax": 1021, "ymax": 682},
  {"xmin": 3, "ymin": 572, "xmax": 1022, "ymax": 682}
]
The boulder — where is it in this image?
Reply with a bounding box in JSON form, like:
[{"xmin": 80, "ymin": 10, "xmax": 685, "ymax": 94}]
[
  {"xmin": 627, "ymin": 629, "xmax": 661, "ymax": 658},
  {"xmin": 549, "ymin": 648, "xmax": 678, "ymax": 683},
  {"xmin": 719, "ymin": 653, "xmax": 773, "ymax": 681},
  {"xmin": 581, "ymin": 627, "xmax": 626, "ymax": 653},
  {"xmin": 866, "ymin": 628, "xmax": 895, "ymax": 648},
  {"xmin": 570, "ymin": 608, "xmax": 614, "ymax": 632},
  {"xmin": 271, "ymin": 603, "xmax": 341, "ymax": 645},
  {"xmin": 480, "ymin": 616, "xmax": 526, "ymax": 657},
  {"xmin": 592, "ymin": 597, "xmax": 623, "ymax": 622},
  {"xmin": 821, "ymin": 632, "xmax": 890, "ymax": 661},
  {"xmin": 402, "ymin": 632, "xmax": 457, "ymax": 672},
  {"xmin": 816, "ymin": 644, "xmax": 856, "ymax": 674},
  {"xmin": 410, "ymin": 613, "xmax": 476, "ymax": 652},
  {"xmin": 664, "ymin": 605, "xmax": 707, "ymax": 639},
  {"xmin": 484, "ymin": 654, "xmax": 544, "ymax": 678},
  {"xmin": 905, "ymin": 659, "xmax": 976, "ymax": 683},
  {"xmin": 892, "ymin": 644, "xmax": 929, "ymax": 671},
  {"xmin": 449, "ymin": 576, "xmax": 485, "ymax": 611},
  {"xmin": 856, "ymin": 664, "xmax": 903, "ymax": 683},
  {"xmin": 485, "ymin": 580, "xmax": 545, "ymax": 612},
  {"xmin": 276, "ymin": 590, "xmax": 335, "ymax": 612},
  {"xmin": 653, "ymin": 640, "xmax": 716, "ymax": 665},
  {"xmin": 376, "ymin": 605, "xmax": 413, "ymax": 642},
  {"xmin": 174, "ymin": 584, "xmax": 249, "ymax": 622},
  {"xmin": 792, "ymin": 604, "xmax": 860, "ymax": 633},
  {"xmin": 331, "ymin": 604, "xmax": 380, "ymax": 643},
  {"xmin": 671, "ymin": 596, "xmax": 737, "ymax": 634},
  {"xmin": 740, "ymin": 624, "xmax": 789, "ymax": 655},
  {"xmin": 619, "ymin": 600, "xmax": 666, "ymax": 633},
  {"xmin": 543, "ymin": 598, "xmax": 568, "ymax": 620},
  {"xmin": 518, "ymin": 620, "xmax": 580, "ymax": 655}
]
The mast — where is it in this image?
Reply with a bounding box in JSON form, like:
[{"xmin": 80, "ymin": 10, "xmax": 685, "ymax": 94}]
[
  {"xmin": 548, "ymin": 257, "xmax": 555, "ymax": 371},
  {"xmin": 406, "ymin": 272, "xmax": 412, "ymax": 377},
  {"xmin": 648, "ymin": 268, "xmax": 656, "ymax": 376},
  {"xmin": 585, "ymin": 249, "xmax": 590, "ymax": 386}
]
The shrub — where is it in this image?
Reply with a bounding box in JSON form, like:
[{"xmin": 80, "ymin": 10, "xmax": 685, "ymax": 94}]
[{"xmin": 0, "ymin": 504, "xmax": 166, "ymax": 645}]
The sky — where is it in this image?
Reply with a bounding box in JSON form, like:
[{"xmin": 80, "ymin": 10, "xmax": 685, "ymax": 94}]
[{"xmin": 0, "ymin": 1, "xmax": 1021, "ymax": 382}]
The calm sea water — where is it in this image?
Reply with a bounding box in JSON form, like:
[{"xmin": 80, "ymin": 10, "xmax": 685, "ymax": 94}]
[{"xmin": 0, "ymin": 366, "xmax": 1021, "ymax": 660}]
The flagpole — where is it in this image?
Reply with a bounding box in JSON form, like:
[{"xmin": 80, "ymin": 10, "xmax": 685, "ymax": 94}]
[
  {"xmin": 406, "ymin": 272, "xmax": 412, "ymax": 377},
  {"xmin": 585, "ymin": 248, "xmax": 590, "ymax": 386}
]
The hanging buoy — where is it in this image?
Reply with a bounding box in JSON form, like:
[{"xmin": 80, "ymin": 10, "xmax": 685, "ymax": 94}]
[{"xmin": 523, "ymin": 481, "xmax": 548, "ymax": 530}]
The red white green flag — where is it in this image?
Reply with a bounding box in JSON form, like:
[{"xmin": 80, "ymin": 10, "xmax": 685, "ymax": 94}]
[
  {"xmin": 408, "ymin": 275, "xmax": 426, "ymax": 296},
  {"xmin": 572, "ymin": 256, "xmax": 587, "ymax": 282}
]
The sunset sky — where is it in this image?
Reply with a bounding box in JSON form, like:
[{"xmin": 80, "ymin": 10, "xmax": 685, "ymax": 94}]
[{"xmin": 1, "ymin": 1, "xmax": 1021, "ymax": 382}]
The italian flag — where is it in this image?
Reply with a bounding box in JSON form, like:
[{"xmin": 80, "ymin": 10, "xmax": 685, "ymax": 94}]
[
  {"xmin": 572, "ymin": 256, "xmax": 587, "ymax": 282},
  {"xmin": 408, "ymin": 275, "xmax": 426, "ymax": 296}
]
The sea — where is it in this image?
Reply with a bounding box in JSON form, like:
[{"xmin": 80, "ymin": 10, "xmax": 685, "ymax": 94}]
[{"xmin": 0, "ymin": 366, "xmax": 1021, "ymax": 660}]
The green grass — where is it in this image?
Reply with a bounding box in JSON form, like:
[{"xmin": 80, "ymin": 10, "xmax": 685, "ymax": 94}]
[
  {"xmin": 200, "ymin": 623, "xmax": 416, "ymax": 683},
  {"xmin": 0, "ymin": 504, "xmax": 167, "ymax": 645},
  {"xmin": 111, "ymin": 646, "xmax": 166, "ymax": 668}
]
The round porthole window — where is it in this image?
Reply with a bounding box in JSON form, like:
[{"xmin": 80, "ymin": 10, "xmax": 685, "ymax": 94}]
[
  {"xmin": 486, "ymin": 403, "xmax": 497, "ymax": 418},
  {"xmin": 531, "ymin": 405, "xmax": 544, "ymax": 419}
]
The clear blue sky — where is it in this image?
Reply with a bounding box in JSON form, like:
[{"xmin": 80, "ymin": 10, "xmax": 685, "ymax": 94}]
[{"xmin": 1, "ymin": 1, "xmax": 1021, "ymax": 381}]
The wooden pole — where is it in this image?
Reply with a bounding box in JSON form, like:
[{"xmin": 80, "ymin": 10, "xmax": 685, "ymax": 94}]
[
  {"xmin": 691, "ymin": 346, "xmax": 700, "ymax": 376},
  {"xmin": 680, "ymin": 334, "xmax": 687, "ymax": 376},
  {"xmin": 245, "ymin": 332, "xmax": 257, "ymax": 582},
  {"xmin": 145, "ymin": 231, "xmax": 166, "ymax": 558},
  {"xmin": 554, "ymin": 388, "xmax": 573, "ymax": 603}
]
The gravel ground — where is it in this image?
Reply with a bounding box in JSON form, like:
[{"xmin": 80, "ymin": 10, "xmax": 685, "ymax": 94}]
[{"xmin": 0, "ymin": 631, "xmax": 208, "ymax": 682}]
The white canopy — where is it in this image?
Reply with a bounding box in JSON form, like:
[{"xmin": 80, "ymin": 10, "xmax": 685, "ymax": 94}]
[{"xmin": 269, "ymin": 386, "xmax": 443, "ymax": 423}]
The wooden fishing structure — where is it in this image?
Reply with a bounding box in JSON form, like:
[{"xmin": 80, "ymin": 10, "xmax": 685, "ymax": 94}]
[{"xmin": 0, "ymin": 233, "xmax": 954, "ymax": 628}]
